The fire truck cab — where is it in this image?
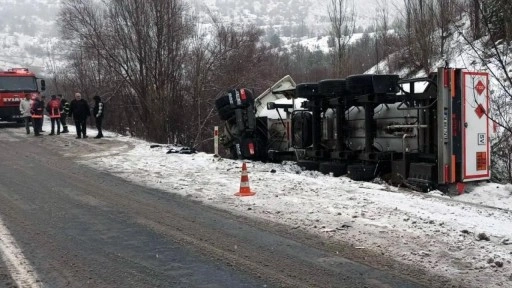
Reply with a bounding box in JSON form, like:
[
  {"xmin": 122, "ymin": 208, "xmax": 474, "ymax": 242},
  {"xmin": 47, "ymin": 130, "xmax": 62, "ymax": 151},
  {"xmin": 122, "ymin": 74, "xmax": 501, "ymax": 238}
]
[{"xmin": 0, "ymin": 68, "xmax": 46, "ymax": 122}]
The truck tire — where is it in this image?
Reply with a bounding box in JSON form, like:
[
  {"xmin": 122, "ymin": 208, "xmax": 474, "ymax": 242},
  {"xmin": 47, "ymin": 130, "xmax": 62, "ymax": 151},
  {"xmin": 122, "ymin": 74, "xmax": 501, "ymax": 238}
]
[
  {"xmin": 217, "ymin": 89, "xmax": 255, "ymax": 110},
  {"xmin": 229, "ymin": 144, "xmax": 241, "ymax": 159},
  {"xmin": 218, "ymin": 105, "xmax": 236, "ymax": 121},
  {"xmin": 319, "ymin": 162, "xmax": 347, "ymax": 177},
  {"xmin": 297, "ymin": 160, "xmax": 320, "ymax": 171},
  {"xmin": 215, "ymin": 94, "xmax": 232, "ymax": 110},
  {"xmin": 240, "ymin": 137, "xmax": 255, "ymax": 159},
  {"xmin": 238, "ymin": 88, "xmax": 255, "ymax": 106},
  {"xmin": 347, "ymin": 164, "xmax": 377, "ymax": 181},
  {"xmin": 318, "ymin": 79, "xmax": 347, "ymax": 97},
  {"xmin": 296, "ymin": 83, "xmax": 319, "ymax": 100},
  {"xmin": 346, "ymin": 75, "xmax": 375, "ymax": 96},
  {"xmin": 292, "ymin": 112, "xmax": 312, "ymax": 149},
  {"xmin": 346, "ymin": 74, "xmax": 400, "ymax": 96}
]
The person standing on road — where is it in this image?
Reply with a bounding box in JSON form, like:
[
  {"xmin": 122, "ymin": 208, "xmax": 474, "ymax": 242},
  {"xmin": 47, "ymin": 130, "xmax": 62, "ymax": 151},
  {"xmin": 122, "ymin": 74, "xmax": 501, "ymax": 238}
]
[
  {"xmin": 58, "ymin": 94, "xmax": 69, "ymax": 133},
  {"xmin": 46, "ymin": 95, "xmax": 61, "ymax": 135},
  {"xmin": 92, "ymin": 95, "xmax": 104, "ymax": 139},
  {"xmin": 69, "ymin": 92, "xmax": 90, "ymax": 139},
  {"xmin": 31, "ymin": 95, "xmax": 44, "ymax": 136},
  {"xmin": 19, "ymin": 93, "xmax": 33, "ymax": 134}
]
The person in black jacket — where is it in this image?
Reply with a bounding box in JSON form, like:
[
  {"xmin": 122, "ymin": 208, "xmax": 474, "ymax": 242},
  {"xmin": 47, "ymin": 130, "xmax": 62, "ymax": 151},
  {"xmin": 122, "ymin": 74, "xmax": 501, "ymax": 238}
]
[
  {"xmin": 69, "ymin": 92, "xmax": 91, "ymax": 139},
  {"xmin": 92, "ymin": 95, "xmax": 104, "ymax": 139}
]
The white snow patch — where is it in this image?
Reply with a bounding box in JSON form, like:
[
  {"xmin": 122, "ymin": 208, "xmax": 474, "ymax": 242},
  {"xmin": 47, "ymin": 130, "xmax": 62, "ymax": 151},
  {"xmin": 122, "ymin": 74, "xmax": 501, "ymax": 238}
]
[{"xmin": 64, "ymin": 126, "xmax": 512, "ymax": 288}]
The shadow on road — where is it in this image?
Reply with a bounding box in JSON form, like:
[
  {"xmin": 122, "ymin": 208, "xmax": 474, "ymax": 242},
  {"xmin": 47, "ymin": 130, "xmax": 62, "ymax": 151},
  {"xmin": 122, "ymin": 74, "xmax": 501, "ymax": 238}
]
[{"xmin": 0, "ymin": 122, "xmax": 24, "ymax": 129}]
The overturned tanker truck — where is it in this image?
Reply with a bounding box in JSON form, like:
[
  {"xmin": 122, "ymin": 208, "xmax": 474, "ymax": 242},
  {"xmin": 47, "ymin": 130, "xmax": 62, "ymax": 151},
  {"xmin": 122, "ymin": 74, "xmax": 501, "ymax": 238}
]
[{"xmin": 215, "ymin": 67, "xmax": 492, "ymax": 191}]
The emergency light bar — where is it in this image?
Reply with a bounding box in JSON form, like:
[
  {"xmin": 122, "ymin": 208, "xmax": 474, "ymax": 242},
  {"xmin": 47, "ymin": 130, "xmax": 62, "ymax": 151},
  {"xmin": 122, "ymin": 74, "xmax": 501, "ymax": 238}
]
[{"xmin": 7, "ymin": 68, "xmax": 30, "ymax": 73}]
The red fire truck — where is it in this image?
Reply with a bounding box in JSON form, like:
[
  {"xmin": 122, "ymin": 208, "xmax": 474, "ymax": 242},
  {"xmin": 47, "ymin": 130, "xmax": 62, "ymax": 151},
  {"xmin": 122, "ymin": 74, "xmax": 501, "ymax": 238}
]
[{"xmin": 0, "ymin": 68, "xmax": 46, "ymax": 122}]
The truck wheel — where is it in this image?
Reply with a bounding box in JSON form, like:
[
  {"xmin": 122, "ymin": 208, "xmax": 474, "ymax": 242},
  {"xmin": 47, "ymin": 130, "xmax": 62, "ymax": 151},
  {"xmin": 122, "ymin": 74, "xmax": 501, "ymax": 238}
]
[
  {"xmin": 229, "ymin": 144, "xmax": 241, "ymax": 159},
  {"xmin": 292, "ymin": 112, "xmax": 312, "ymax": 149},
  {"xmin": 347, "ymin": 164, "xmax": 376, "ymax": 181},
  {"xmin": 215, "ymin": 94, "xmax": 232, "ymax": 110},
  {"xmin": 319, "ymin": 162, "xmax": 347, "ymax": 177},
  {"xmin": 296, "ymin": 83, "xmax": 319, "ymax": 100},
  {"xmin": 346, "ymin": 75, "xmax": 375, "ymax": 96},
  {"xmin": 346, "ymin": 74, "xmax": 400, "ymax": 96},
  {"xmin": 238, "ymin": 88, "xmax": 255, "ymax": 106},
  {"xmin": 318, "ymin": 79, "xmax": 347, "ymax": 97},
  {"xmin": 297, "ymin": 160, "xmax": 320, "ymax": 171},
  {"xmin": 239, "ymin": 137, "xmax": 266, "ymax": 160},
  {"xmin": 218, "ymin": 105, "xmax": 235, "ymax": 121}
]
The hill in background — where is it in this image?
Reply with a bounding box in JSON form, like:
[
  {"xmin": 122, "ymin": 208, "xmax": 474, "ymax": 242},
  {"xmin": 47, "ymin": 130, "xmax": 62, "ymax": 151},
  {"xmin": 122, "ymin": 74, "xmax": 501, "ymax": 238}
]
[{"xmin": 0, "ymin": 0, "xmax": 402, "ymax": 73}]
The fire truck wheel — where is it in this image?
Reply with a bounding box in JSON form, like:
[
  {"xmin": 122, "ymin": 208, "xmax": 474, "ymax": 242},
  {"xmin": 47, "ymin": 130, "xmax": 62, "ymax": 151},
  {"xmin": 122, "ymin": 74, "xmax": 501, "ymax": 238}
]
[
  {"xmin": 297, "ymin": 160, "xmax": 320, "ymax": 171},
  {"xmin": 218, "ymin": 105, "xmax": 236, "ymax": 121},
  {"xmin": 319, "ymin": 162, "xmax": 347, "ymax": 177},
  {"xmin": 296, "ymin": 83, "xmax": 319, "ymax": 100},
  {"xmin": 347, "ymin": 164, "xmax": 377, "ymax": 181},
  {"xmin": 318, "ymin": 79, "xmax": 347, "ymax": 97}
]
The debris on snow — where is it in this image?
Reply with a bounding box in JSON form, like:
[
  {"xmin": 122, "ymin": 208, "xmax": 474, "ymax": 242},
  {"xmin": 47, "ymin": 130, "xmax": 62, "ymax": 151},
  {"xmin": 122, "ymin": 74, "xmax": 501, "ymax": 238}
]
[{"xmin": 477, "ymin": 233, "xmax": 491, "ymax": 241}]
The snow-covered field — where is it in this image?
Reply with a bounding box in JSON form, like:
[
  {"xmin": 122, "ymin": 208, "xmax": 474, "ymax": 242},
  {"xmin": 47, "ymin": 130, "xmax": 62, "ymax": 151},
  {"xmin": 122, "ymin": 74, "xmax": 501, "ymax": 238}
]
[{"xmin": 52, "ymin": 120, "xmax": 512, "ymax": 288}]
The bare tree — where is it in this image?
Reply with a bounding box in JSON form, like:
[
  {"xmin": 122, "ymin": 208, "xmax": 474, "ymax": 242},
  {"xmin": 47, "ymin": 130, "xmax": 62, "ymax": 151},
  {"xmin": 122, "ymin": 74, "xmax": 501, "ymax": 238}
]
[
  {"xmin": 434, "ymin": 0, "xmax": 460, "ymax": 57},
  {"xmin": 399, "ymin": 0, "xmax": 438, "ymax": 74},
  {"xmin": 59, "ymin": 0, "xmax": 193, "ymax": 143},
  {"xmin": 455, "ymin": 0, "xmax": 512, "ymax": 181},
  {"xmin": 328, "ymin": 0, "xmax": 355, "ymax": 77}
]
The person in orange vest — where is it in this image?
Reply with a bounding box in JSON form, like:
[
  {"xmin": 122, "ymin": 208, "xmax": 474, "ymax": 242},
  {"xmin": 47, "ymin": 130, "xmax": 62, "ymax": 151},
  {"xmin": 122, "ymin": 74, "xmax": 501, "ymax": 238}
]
[
  {"xmin": 31, "ymin": 94, "xmax": 44, "ymax": 136},
  {"xmin": 46, "ymin": 94, "xmax": 61, "ymax": 135}
]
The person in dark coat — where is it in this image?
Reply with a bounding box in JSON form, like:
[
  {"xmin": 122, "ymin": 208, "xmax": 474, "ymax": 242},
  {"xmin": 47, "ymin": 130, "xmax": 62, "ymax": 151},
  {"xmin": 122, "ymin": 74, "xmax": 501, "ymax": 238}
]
[
  {"xmin": 31, "ymin": 95, "xmax": 45, "ymax": 136},
  {"xmin": 92, "ymin": 95, "xmax": 104, "ymax": 139},
  {"xmin": 68, "ymin": 92, "xmax": 91, "ymax": 139},
  {"xmin": 58, "ymin": 94, "xmax": 69, "ymax": 133},
  {"xmin": 46, "ymin": 95, "xmax": 61, "ymax": 135}
]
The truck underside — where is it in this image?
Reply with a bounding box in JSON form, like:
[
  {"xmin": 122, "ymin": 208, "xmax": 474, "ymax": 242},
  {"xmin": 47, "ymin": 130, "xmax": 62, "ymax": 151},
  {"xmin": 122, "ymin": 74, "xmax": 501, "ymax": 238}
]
[{"xmin": 215, "ymin": 68, "xmax": 492, "ymax": 191}]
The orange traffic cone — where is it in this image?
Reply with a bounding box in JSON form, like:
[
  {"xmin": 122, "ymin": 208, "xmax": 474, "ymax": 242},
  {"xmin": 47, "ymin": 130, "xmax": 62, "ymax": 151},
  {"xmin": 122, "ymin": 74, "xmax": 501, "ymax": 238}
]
[{"xmin": 235, "ymin": 162, "xmax": 255, "ymax": 196}]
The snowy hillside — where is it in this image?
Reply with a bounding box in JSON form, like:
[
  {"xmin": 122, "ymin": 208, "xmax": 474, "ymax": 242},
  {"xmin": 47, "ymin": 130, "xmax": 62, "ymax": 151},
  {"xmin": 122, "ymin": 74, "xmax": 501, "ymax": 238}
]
[
  {"xmin": 0, "ymin": 0, "xmax": 60, "ymax": 73},
  {"xmin": 0, "ymin": 0, "xmax": 402, "ymax": 72}
]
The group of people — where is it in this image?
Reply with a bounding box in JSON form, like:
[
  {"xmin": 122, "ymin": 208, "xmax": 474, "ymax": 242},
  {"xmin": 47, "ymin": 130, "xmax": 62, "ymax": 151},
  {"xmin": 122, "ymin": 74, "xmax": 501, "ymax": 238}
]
[{"xmin": 19, "ymin": 92, "xmax": 105, "ymax": 139}]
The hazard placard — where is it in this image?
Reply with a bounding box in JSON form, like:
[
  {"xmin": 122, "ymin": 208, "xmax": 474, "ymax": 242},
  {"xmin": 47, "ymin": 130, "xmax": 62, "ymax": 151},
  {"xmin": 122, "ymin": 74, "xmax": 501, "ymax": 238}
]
[
  {"xmin": 476, "ymin": 152, "xmax": 487, "ymax": 171},
  {"xmin": 462, "ymin": 72, "xmax": 490, "ymax": 181}
]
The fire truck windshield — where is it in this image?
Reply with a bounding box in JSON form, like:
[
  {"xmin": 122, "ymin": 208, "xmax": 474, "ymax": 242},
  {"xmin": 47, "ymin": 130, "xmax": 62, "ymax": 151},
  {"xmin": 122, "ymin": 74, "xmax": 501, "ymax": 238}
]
[{"xmin": 0, "ymin": 76, "xmax": 38, "ymax": 92}]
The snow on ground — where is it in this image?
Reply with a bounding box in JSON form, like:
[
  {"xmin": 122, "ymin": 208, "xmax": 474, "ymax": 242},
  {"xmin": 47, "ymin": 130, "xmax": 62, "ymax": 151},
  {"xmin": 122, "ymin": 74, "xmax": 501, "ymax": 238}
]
[{"xmin": 44, "ymin": 118, "xmax": 512, "ymax": 288}]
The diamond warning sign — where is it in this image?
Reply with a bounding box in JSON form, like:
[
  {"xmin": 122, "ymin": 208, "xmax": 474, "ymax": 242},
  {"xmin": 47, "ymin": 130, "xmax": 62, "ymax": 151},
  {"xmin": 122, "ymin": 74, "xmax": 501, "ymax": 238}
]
[
  {"xmin": 475, "ymin": 104, "xmax": 486, "ymax": 119},
  {"xmin": 475, "ymin": 80, "xmax": 485, "ymax": 95}
]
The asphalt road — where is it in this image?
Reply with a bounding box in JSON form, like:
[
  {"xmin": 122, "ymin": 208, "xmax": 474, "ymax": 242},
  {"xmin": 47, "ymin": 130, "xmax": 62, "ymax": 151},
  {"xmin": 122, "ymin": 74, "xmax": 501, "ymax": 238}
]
[{"xmin": 0, "ymin": 126, "xmax": 450, "ymax": 288}]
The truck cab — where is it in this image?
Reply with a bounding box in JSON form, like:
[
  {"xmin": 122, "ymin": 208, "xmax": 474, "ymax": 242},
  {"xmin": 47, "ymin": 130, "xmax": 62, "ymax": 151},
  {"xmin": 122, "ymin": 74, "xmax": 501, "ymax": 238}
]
[{"xmin": 0, "ymin": 68, "xmax": 45, "ymax": 122}]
